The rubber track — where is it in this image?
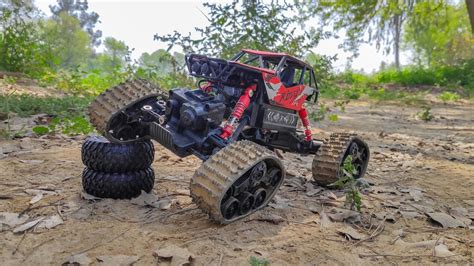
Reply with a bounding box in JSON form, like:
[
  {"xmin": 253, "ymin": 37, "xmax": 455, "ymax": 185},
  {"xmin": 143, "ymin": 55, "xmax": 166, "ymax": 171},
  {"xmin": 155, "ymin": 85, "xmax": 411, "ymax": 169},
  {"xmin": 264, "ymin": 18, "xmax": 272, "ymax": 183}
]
[
  {"xmin": 312, "ymin": 132, "xmax": 358, "ymax": 186},
  {"xmin": 190, "ymin": 140, "xmax": 285, "ymax": 224},
  {"xmin": 88, "ymin": 78, "xmax": 167, "ymax": 135}
]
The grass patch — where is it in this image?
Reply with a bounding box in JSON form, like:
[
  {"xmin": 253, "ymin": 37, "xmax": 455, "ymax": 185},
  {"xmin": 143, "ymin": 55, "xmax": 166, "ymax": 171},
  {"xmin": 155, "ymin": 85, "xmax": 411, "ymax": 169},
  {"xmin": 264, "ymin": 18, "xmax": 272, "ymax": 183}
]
[{"xmin": 0, "ymin": 94, "xmax": 92, "ymax": 117}]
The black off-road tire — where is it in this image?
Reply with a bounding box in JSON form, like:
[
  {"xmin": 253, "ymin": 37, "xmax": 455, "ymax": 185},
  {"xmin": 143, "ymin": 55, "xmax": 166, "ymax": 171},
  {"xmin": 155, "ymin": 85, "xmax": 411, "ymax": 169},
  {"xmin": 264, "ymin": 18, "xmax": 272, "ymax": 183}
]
[
  {"xmin": 82, "ymin": 167, "xmax": 155, "ymax": 199},
  {"xmin": 81, "ymin": 136, "xmax": 154, "ymax": 172}
]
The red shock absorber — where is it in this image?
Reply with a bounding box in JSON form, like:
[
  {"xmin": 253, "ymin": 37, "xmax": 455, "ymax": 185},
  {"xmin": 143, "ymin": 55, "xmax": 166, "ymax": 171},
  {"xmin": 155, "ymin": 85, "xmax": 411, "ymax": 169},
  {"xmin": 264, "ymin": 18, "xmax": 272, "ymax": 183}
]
[
  {"xmin": 298, "ymin": 107, "xmax": 313, "ymax": 141},
  {"xmin": 220, "ymin": 84, "xmax": 257, "ymax": 139}
]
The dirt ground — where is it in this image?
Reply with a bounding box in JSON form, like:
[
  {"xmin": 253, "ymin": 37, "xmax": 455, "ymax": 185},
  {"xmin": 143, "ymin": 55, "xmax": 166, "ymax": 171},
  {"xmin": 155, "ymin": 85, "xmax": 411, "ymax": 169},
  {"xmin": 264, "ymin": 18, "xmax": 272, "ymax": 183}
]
[{"xmin": 0, "ymin": 98, "xmax": 473, "ymax": 265}]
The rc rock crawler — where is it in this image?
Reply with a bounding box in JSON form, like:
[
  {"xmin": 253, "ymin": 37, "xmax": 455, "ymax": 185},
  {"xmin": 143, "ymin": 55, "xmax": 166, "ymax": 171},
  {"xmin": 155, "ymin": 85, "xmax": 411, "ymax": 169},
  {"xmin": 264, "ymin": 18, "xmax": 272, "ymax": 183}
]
[{"xmin": 88, "ymin": 49, "xmax": 370, "ymax": 224}]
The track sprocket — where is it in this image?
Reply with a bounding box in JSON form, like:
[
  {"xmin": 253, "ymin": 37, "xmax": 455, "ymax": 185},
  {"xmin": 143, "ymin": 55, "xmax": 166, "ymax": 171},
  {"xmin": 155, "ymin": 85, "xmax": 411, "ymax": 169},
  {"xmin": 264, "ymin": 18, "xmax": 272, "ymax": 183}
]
[
  {"xmin": 190, "ymin": 140, "xmax": 285, "ymax": 224},
  {"xmin": 312, "ymin": 132, "xmax": 370, "ymax": 186},
  {"xmin": 88, "ymin": 79, "xmax": 167, "ymax": 142}
]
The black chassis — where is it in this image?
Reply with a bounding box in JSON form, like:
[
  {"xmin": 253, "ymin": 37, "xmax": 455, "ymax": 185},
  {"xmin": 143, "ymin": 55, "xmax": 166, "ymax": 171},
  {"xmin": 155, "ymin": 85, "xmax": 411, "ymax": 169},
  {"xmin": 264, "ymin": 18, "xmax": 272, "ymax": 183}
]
[{"xmin": 125, "ymin": 54, "xmax": 322, "ymax": 161}]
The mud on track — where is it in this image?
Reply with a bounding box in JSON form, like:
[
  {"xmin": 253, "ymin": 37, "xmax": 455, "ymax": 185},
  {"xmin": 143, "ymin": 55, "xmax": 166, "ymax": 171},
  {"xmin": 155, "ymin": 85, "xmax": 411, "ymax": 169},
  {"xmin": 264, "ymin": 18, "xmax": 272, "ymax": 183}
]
[{"xmin": 0, "ymin": 99, "xmax": 473, "ymax": 265}]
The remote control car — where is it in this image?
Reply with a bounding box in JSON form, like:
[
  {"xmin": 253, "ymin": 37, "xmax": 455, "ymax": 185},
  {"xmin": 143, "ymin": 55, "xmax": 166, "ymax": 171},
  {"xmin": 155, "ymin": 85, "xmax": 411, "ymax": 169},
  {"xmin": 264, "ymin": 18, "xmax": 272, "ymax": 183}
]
[{"xmin": 88, "ymin": 49, "xmax": 370, "ymax": 224}]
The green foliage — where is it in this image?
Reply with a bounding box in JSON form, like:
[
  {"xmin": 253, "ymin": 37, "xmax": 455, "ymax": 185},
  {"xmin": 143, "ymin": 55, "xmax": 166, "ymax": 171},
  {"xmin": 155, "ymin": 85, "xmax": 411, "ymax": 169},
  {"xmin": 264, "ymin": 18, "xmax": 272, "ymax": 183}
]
[
  {"xmin": 328, "ymin": 114, "xmax": 339, "ymax": 122},
  {"xmin": 417, "ymin": 106, "xmax": 434, "ymax": 122},
  {"xmin": 137, "ymin": 49, "xmax": 177, "ymax": 78},
  {"xmin": 49, "ymin": 0, "xmax": 102, "ymax": 46},
  {"xmin": 40, "ymin": 12, "xmax": 92, "ymax": 70},
  {"xmin": 101, "ymin": 37, "xmax": 131, "ymax": 71},
  {"xmin": 32, "ymin": 125, "xmax": 49, "ymax": 135},
  {"xmin": 309, "ymin": 103, "xmax": 329, "ymax": 121},
  {"xmin": 0, "ymin": 94, "xmax": 92, "ymax": 117},
  {"xmin": 155, "ymin": 1, "xmax": 322, "ymax": 58},
  {"xmin": 305, "ymin": 52, "xmax": 336, "ymax": 91},
  {"xmin": 249, "ymin": 256, "xmax": 269, "ymax": 266},
  {"xmin": 59, "ymin": 116, "xmax": 94, "ymax": 135},
  {"xmin": 438, "ymin": 91, "xmax": 460, "ymax": 103},
  {"xmin": 0, "ymin": 1, "xmax": 43, "ymax": 73},
  {"xmin": 303, "ymin": 0, "xmax": 416, "ymax": 68},
  {"xmin": 32, "ymin": 116, "xmax": 94, "ymax": 136},
  {"xmin": 3, "ymin": 75, "xmax": 17, "ymax": 85},
  {"xmin": 330, "ymin": 155, "xmax": 362, "ymax": 211},
  {"xmin": 404, "ymin": 1, "xmax": 474, "ymax": 67},
  {"xmin": 375, "ymin": 60, "xmax": 474, "ymax": 89}
]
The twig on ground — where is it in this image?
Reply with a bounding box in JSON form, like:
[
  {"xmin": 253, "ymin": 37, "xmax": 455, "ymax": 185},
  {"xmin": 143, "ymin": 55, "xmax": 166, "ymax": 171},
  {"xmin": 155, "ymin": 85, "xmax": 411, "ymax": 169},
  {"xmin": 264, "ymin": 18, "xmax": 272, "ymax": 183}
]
[
  {"xmin": 352, "ymin": 218, "xmax": 386, "ymax": 246},
  {"xmin": 359, "ymin": 253, "xmax": 454, "ymax": 259},
  {"xmin": 166, "ymin": 192, "xmax": 191, "ymax": 197},
  {"xmin": 12, "ymin": 232, "xmax": 27, "ymax": 255},
  {"xmin": 0, "ymin": 195, "xmax": 13, "ymax": 199},
  {"xmin": 285, "ymin": 219, "xmax": 320, "ymax": 228},
  {"xmin": 56, "ymin": 202, "xmax": 65, "ymax": 220},
  {"xmin": 19, "ymin": 198, "xmax": 64, "ymax": 216},
  {"xmin": 157, "ymin": 207, "xmax": 199, "ymax": 223},
  {"xmin": 218, "ymin": 253, "xmax": 224, "ymax": 266},
  {"xmin": 72, "ymin": 229, "xmax": 128, "ymax": 255},
  {"xmin": 21, "ymin": 238, "xmax": 54, "ymax": 262}
]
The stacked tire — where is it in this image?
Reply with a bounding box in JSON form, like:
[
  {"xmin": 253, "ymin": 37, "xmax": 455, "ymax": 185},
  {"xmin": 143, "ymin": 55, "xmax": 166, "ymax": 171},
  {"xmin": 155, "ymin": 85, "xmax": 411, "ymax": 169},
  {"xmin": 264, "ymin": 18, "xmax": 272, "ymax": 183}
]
[{"xmin": 81, "ymin": 136, "xmax": 155, "ymax": 199}]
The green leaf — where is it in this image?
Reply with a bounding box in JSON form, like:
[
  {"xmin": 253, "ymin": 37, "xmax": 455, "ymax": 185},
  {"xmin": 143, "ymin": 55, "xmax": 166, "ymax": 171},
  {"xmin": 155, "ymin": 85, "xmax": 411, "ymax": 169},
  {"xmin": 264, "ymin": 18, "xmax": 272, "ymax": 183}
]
[
  {"xmin": 328, "ymin": 114, "xmax": 339, "ymax": 122},
  {"xmin": 32, "ymin": 125, "xmax": 49, "ymax": 135}
]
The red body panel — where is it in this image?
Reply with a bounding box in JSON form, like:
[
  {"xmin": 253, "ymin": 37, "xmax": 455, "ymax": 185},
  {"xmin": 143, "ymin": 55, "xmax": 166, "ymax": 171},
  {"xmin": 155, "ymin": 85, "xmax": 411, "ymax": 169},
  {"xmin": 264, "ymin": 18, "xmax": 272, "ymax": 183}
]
[{"xmin": 262, "ymin": 73, "xmax": 314, "ymax": 111}]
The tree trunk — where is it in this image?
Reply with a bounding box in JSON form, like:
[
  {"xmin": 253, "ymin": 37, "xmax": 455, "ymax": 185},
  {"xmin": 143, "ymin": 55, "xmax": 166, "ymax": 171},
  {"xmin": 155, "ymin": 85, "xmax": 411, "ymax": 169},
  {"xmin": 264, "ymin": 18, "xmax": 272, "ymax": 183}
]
[
  {"xmin": 467, "ymin": 0, "xmax": 474, "ymax": 34},
  {"xmin": 393, "ymin": 14, "xmax": 401, "ymax": 70}
]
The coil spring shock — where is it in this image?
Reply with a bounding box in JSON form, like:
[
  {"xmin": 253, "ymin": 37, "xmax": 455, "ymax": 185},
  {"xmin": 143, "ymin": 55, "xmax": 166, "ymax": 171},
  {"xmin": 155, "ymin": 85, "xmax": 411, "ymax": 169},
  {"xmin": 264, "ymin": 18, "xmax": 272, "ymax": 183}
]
[
  {"xmin": 220, "ymin": 84, "xmax": 257, "ymax": 139},
  {"xmin": 298, "ymin": 107, "xmax": 313, "ymax": 141}
]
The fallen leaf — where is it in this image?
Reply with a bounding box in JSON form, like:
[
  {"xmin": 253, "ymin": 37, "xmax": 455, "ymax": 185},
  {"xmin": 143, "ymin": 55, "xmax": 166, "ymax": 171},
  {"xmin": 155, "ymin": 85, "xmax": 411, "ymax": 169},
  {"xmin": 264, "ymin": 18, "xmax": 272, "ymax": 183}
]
[
  {"xmin": 409, "ymin": 203, "xmax": 434, "ymax": 213},
  {"xmin": 13, "ymin": 217, "xmax": 44, "ymax": 234},
  {"xmin": 19, "ymin": 159, "xmax": 44, "ymax": 164},
  {"xmin": 308, "ymin": 205, "xmax": 322, "ymax": 214},
  {"xmin": 337, "ymin": 226, "xmax": 365, "ymax": 240},
  {"xmin": 157, "ymin": 199, "xmax": 172, "ymax": 210},
  {"xmin": 36, "ymin": 215, "xmax": 63, "ymax": 230},
  {"xmin": 81, "ymin": 191, "xmax": 102, "ymax": 200},
  {"xmin": 153, "ymin": 245, "xmax": 194, "ymax": 266},
  {"xmin": 399, "ymin": 187, "xmax": 425, "ymax": 193},
  {"xmin": 463, "ymin": 200, "xmax": 474, "ymax": 206},
  {"xmin": 0, "ymin": 212, "xmax": 29, "ymax": 227},
  {"xmin": 399, "ymin": 211, "xmax": 423, "ymax": 219},
  {"xmin": 395, "ymin": 239, "xmax": 438, "ymax": 249},
  {"xmin": 63, "ymin": 253, "xmax": 92, "ymax": 265},
  {"xmin": 25, "ymin": 189, "xmax": 57, "ymax": 196},
  {"xmin": 381, "ymin": 200, "xmax": 401, "ymax": 208},
  {"xmin": 305, "ymin": 183, "xmax": 323, "ymax": 196},
  {"xmin": 255, "ymin": 214, "xmax": 285, "ymax": 224},
  {"xmin": 29, "ymin": 191, "xmax": 43, "ymax": 204},
  {"xmin": 131, "ymin": 191, "xmax": 158, "ymax": 206},
  {"xmin": 253, "ymin": 250, "xmax": 267, "ymax": 257},
  {"xmin": 409, "ymin": 189, "xmax": 423, "ymax": 202},
  {"xmin": 449, "ymin": 207, "xmax": 471, "ymax": 226},
  {"xmin": 130, "ymin": 191, "xmax": 171, "ymax": 209},
  {"xmin": 434, "ymin": 243, "xmax": 455, "ymax": 257},
  {"xmin": 391, "ymin": 229, "xmax": 405, "ymax": 237},
  {"xmin": 327, "ymin": 208, "xmax": 360, "ymax": 222},
  {"xmin": 328, "ymin": 192, "xmax": 338, "ymax": 201},
  {"xmin": 319, "ymin": 210, "xmax": 332, "ymax": 229},
  {"xmin": 96, "ymin": 255, "xmax": 139, "ymax": 265},
  {"xmin": 374, "ymin": 211, "xmax": 396, "ymax": 222},
  {"xmin": 427, "ymin": 212, "xmax": 465, "ymax": 228},
  {"xmin": 269, "ymin": 195, "xmax": 289, "ymax": 209}
]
